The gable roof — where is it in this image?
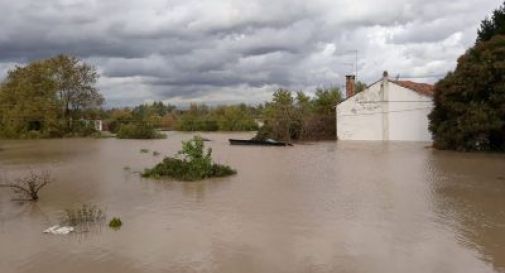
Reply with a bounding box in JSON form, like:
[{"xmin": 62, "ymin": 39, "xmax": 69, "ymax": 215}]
[
  {"xmin": 338, "ymin": 78, "xmax": 435, "ymax": 105},
  {"xmin": 389, "ymin": 80, "xmax": 434, "ymax": 97}
]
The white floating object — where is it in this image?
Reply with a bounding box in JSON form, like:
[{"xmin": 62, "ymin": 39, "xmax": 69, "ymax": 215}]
[{"xmin": 43, "ymin": 225, "xmax": 74, "ymax": 235}]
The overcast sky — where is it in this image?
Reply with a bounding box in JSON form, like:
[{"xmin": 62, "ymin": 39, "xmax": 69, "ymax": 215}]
[{"xmin": 0, "ymin": 0, "xmax": 502, "ymax": 107}]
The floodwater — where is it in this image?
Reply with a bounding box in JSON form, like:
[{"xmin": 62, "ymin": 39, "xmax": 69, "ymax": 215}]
[{"xmin": 1, "ymin": 132, "xmax": 505, "ymax": 273}]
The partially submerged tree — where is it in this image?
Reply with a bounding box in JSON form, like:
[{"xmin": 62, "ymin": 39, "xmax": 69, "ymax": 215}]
[
  {"xmin": 0, "ymin": 170, "xmax": 52, "ymax": 201},
  {"xmin": 257, "ymin": 87, "xmax": 342, "ymax": 142},
  {"xmin": 49, "ymin": 55, "xmax": 103, "ymax": 129}
]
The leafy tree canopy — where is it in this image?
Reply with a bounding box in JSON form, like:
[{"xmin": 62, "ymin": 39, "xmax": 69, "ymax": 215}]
[
  {"xmin": 429, "ymin": 35, "xmax": 505, "ymax": 151},
  {"xmin": 477, "ymin": 1, "xmax": 505, "ymax": 42},
  {"xmin": 0, "ymin": 55, "xmax": 103, "ymax": 138}
]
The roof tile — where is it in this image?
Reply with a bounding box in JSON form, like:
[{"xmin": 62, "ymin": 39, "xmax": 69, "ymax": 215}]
[{"xmin": 390, "ymin": 80, "xmax": 434, "ymax": 97}]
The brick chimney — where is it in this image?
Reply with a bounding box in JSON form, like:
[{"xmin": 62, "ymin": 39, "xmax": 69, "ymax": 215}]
[{"xmin": 345, "ymin": 75, "xmax": 356, "ymax": 98}]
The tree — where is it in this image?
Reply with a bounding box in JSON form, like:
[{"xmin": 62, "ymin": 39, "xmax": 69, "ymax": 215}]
[
  {"xmin": 0, "ymin": 170, "xmax": 52, "ymax": 201},
  {"xmin": 0, "ymin": 55, "xmax": 103, "ymax": 138},
  {"xmin": 312, "ymin": 87, "xmax": 342, "ymax": 115},
  {"xmin": 256, "ymin": 87, "xmax": 343, "ymax": 142},
  {"xmin": 49, "ymin": 55, "xmax": 103, "ymax": 127},
  {"xmin": 0, "ymin": 60, "xmax": 60, "ymax": 137},
  {"xmin": 428, "ymin": 35, "xmax": 505, "ymax": 151},
  {"xmin": 477, "ymin": 1, "xmax": 505, "ymax": 42},
  {"xmin": 356, "ymin": 81, "xmax": 367, "ymax": 93},
  {"xmin": 217, "ymin": 105, "xmax": 258, "ymax": 131},
  {"xmin": 295, "ymin": 91, "xmax": 312, "ymax": 138},
  {"xmin": 267, "ymin": 89, "xmax": 297, "ymax": 142}
]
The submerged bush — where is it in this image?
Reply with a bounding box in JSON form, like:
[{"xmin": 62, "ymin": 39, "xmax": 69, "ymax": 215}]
[
  {"xmin": 60, "ymin": 204, "xmax": 105, "ymax": 226},
  {"xmin": 142, "ymin": 136, "xmax": 236, "ymax": 181},
  {"xmin": 116, "ymin": 123, "xmax": 166, "ymax": 139},
  {"xmin": 109, "ymin": 217, "xmax": 122, "ymax": 229}
]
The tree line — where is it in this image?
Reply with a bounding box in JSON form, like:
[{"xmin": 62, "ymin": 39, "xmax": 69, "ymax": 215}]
[{"xmin": 103, "ymin": 87, "xmax": 342, "ymax": 141}]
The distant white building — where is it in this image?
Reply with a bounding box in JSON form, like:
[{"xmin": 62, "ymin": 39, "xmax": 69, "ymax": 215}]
[{"xmin": 336, "ymin": 72, "xmax": 434, "ymax": 142}]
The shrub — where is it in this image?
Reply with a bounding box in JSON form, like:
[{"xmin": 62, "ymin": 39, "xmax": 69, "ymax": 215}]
[
  {"xmin": 142, "ymin": 136, "xmax": 236, "ymax": 181},
  {"xmin": 109, "ymin": 217, "xmax": 122, "ymax": 229},
  {"xmin": 116, "ymin": 123, "xmax": 166, "ymax": 139},
  {"xmin": 60, "ymin": 204, "xmax": 105, "ymax": 226}
]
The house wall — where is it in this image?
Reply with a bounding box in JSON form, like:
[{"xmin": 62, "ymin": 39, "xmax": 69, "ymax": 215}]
[
  {"xmin": 336, "ymin": 80, "xmax": 433, "ymax": 142},
  {"xmin": 387, "ymin": 84, "xmax": 432, "ymax": 141},
  {"xmin": 336, "ymin": 81, "xmax": 385, "ymax": 140}
]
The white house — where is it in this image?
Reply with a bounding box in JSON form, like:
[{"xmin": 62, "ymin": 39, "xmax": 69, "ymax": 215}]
[{"xmin": 336, "ymin": 72, "xmax": 434, "ymax": 142}]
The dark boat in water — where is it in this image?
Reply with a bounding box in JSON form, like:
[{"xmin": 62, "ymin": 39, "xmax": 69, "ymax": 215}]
[{"xmin": 229, "ymin": 138, "xmax": 291, "ymax": 146}]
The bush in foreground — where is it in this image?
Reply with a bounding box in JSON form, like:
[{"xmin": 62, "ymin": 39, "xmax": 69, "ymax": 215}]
[{"xmin": 142, "ymin": 136, "xmax": 236, "ymax": 181}]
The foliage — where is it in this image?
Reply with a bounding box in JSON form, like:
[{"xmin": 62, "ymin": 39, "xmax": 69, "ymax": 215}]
[
  {"xmin": 175, "ymin": 103, "xmax": 258, "ymax": 131},
  {"xmin": 109, "ymin": 217, "xmax": 123, "ymax": 229},
  {"xmin": 142, "ymin": 136, "xmax": 236, "ymax": 181},
  {"xmin": 477, "ymin": 1, "xmax": 505, "ymax": 42},
  {"xmin": 60, "ymin": 204, "xmax": 105, "ymax": 226},
  {"xmin": 0, "ymin": 170, "xmax": 52, "ymax": 201},
  {"xmin": 0, "ymin": 55, "xmax": 103, "ymax": 138},
  {"xmin": 116, "ymin": 123, "xmax": 166, "ymax": 139},
  {"xmin": 356, "ymin": 81, "xmax": 367, "ymax": 93},
  {"xmin": 104, "ymin": 101, "xmax": 177, "ymax": 137},
  {"xmin": 215, "ymin": 105, "xmax": 259, "ymax": 131},
  {"xmin": 103, "ymin": 102, "xmax": 258, "ymax": 133},
  {"xmin": 140, "ymin": 148, "xmax": 150, "ymax": 153},
  {"xmin": 429, "ymin": 35, "xmax": 505, "ymax": 151},
  {"xmin": 49, "ymin": 55, "xmax": 103, "ymax": 124},
  {"xmin": 256, "ymin": 87, "xmax": 342, "ymax": 142}
]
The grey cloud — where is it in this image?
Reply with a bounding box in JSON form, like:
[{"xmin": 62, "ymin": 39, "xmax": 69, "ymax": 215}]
[{"xmin": 0, "ymin": 0, "xmax": 501, "ymax": 106}]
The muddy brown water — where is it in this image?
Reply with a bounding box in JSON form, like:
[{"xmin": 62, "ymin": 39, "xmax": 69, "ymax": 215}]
[{"xmin": 1, "ymin": 132, "xmax": 505, "ymax": 273}]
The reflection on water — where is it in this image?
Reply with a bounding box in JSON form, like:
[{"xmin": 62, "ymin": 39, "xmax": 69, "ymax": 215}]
[{"xmin": 1, "ymin": 133, "xmax": 505, "ymax": 273}]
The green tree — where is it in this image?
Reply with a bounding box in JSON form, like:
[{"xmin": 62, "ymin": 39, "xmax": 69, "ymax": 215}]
[
  {"xmin": 0, "ymin": 60, "xmax": 59, "ymax": 137},
  {"xmin": 356, "ymin": 81, "xmax": 367, "ymax": 93},
  {"xmin": 312, "ymin": 87, "xmax": 342, "ymax": 115},
  {"xmin": 477, "ymin": 1, "xmax": 505, "ymax": 42},
  {"xmin": 0, "ymin": 55, "xmax": 103, "ymax": 138},
  {"xmin": 295, "ymin": 91, "xmax": 312, "ymax": 138},
  {"xmin": 256, "ymin": 87, "xmax": 342, "ymax": 142},
  {"xmin": 49, "ymin": 55, "xmax": 103, "ymax": 127},
  {"xmin": 266, "ymin": 89, "xmax": 297, "ymax": 142},
  {"xmin": 429, "ymin": 35, "xmax": 505, "ymax": 151},
  {"xmin": 217, "ymin": 105, "xmax": 258, "ymax": 131}
]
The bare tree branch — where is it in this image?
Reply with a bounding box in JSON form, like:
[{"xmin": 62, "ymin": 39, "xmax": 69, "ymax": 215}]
[{"xmin": 0, "ymin": 170, "xmax": 53, "ymax": 201}]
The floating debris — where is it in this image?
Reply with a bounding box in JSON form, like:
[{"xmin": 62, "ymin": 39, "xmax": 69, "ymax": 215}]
[{"xmin": 43, "ymin": 225, "xmax": 74, "ymax": 235}]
